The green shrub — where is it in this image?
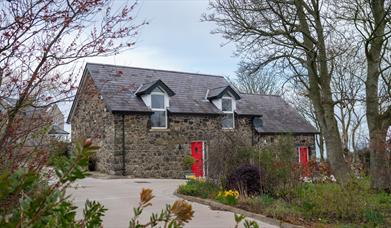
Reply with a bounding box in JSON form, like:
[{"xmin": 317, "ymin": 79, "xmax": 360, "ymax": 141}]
[
  {"xmin": 255, "ymin": 136, "xmax": 301, "ymax": 199},
  {"xmin": 363, "ymin": 209, "xmax": 384, "ymax": 226},
  {"xmin": 263, "ymin": 199, "xmax": 301, "ymax": 221},
  {"xmin": 183, "ymin": 155, "xmax": 195, "ymax": 170},
  {"xmin": 0, "ymin": 140, "xmax": 105, "ymax": 227},
  {"xmin": 292, "ymin": 178, "xmax": 390, "ymax": 225},
  {"xmin": 177, "ymin": 180, "xmax": 220, "ymax": 199}
]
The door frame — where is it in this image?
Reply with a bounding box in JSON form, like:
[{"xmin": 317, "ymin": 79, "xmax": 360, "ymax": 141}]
[{"xmin": 191, "ymin": 141, "xmax": 206, "ymax": 177}]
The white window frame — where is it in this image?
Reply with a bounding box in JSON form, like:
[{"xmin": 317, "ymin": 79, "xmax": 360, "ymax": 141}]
[
  {"xmin": 222, "ymin": 97, "xmax": 235, "ymax": 129},
  {"xmin": 150, "ymin": 90, "xmax": 168, "ymax": 129}
]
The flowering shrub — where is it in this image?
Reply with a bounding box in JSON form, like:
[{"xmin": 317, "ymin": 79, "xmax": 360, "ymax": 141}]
[
  {"xmin": 186, "ymin": 175, "xmax": 206, "ymax": 182},
  {"xmin": 216, "ymin": 190, "xmax": 240, "ymax": 205}
]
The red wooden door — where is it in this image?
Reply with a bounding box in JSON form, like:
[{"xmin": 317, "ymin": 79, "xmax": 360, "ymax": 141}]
[
  {"xmin": 299, "ymin": 147, "xmax": 309, "ymax": 166},
  {"xmin": 191, "ymin": 142, "xmax": 203, "ymax": 177}
]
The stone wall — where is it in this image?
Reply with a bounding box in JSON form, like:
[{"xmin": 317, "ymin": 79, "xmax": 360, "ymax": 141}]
[
  {"xmin": 71, "ymin": 74, "xmax": 116, "ymax": 174},
  {"xmin": 114, "ymin": 113, "xmax": 223, "ymax": 178},
  {"xmin": 111, "ymin": 113, "xmax": 315, "ymax": 178}
]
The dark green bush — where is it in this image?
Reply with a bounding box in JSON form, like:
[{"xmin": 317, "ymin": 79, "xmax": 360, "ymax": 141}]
[
  {"xmin": 226, "ymin": 165, "xmax": 261, "ymax": 196},
  {"xmin": 177, "ymin": 180, "xmax": 220, "ymax": 199}
]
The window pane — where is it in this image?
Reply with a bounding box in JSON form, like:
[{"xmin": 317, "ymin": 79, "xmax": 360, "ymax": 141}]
[
  {"xmin": 151, "ymin": 111, "xmax": 166, "ymax": 128},
  {"xmin": 222, "ymin": 98, "xmax": 232, "ymax": 111},
  {"xmin": 222, "ymin": 113, "xmax": 234, "ymax": 129},
  {"xmin": 151, "ymin": 94, "xmax": 164, "ymax": 109}
]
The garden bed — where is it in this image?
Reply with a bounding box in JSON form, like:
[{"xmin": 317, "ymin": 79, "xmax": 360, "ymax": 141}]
[{"xmin": 177, "ymin": 178, "xmax": 391, "ymax": 227}]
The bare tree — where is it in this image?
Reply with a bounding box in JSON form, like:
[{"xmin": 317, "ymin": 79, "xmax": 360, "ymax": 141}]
[
  {"xmin": 204, "ymin": 0, "xmax": 351, "ymax": 182},
  {"xmin": 0, "ymin": 0, "xmax": 145, "ymax": 171},
  {"xmin": 229, "ymin": 64, "xmax": 282, "ymax": 95},
  {"xmin": 331, "ymin": 48, "xmax": 366, "ymax": 154},
  {"xmin": 339, "ymin": 0, "xmax": 391, "ymax": 190}
]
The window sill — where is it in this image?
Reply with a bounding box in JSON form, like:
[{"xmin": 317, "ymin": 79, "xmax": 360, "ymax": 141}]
[{"xmin": 150, "ymin": 128, "xmax": 170, "ymax": 132}]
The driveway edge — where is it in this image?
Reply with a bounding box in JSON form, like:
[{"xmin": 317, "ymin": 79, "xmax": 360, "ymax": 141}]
[{"xmin": 174, "ymin": 192, "xmax": 303, "ymax": 228}]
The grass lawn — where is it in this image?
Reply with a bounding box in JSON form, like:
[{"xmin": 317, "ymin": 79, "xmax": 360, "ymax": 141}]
[{"xmin": 177, "ymin": 178, "xmax": 391, "ymax": 227}]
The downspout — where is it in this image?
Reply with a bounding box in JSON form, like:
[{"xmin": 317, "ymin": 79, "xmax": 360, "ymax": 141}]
[
  {"xmin": 122, "ymin": 114, "xmax": 126, "ymax": 176},
  {"xmin": 251, "ymin": 117, "xmax": 255, "ymax": 146}
]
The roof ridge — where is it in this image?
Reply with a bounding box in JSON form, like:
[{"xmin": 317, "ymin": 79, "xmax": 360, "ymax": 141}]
[
  {"xmin": 240, "ymin": 92, "xmax": 281, "ymax": 97},
  {"xmin": 86, "ymin": 62, "xmax": 225, "ymax": 78}
]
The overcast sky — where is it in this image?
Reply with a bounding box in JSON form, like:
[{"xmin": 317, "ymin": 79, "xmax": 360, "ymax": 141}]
[
  {"xmin": 86, "ymin": 0, "xmax": 238, "ymax": 75},
  {"xmin": 63, "ymin": 0, "xmax": 239, "ymax": 131}
]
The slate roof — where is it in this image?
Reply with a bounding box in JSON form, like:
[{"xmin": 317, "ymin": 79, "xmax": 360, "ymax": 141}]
[
  {"xmin": 240, "ymin": 94, "xmax": 318, "ymax": 134},
  {"xmin": 68, "ymin": 63, "xmax": 318, "ymax": 134}
]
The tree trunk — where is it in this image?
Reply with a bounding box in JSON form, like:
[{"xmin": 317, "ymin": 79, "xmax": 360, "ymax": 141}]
[
  {"xmin": 365, "ymin": 0, "xmax": 391, "ymax": 191},
  {"xmin": 295, "ymin": 0, "xmax": 350, "ymax": 182},
  {"xmin": 368, "ymin": 126, "xmax": 390, "ymax": 191}
]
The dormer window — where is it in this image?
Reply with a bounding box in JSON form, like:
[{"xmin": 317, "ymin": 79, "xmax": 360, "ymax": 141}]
[
  {"xmin": 136, "ymin": 79, "xmax": 175, "ymax": 130},
  {"xmin": 207, "ymin": 85, "xmax": 240, "ymax": 130}
]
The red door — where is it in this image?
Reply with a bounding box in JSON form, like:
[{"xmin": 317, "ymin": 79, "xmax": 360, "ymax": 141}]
[
  {"xmin": 299, "ymin": 147, "xmax": 309, "ymax": 166},
  {"xmin": 191, "ymin": 142, "xmax": 203, "ymax": 177}
]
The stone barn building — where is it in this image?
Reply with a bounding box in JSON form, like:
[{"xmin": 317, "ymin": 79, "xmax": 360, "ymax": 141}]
[{"xmin": 67, "ymin": 63, "xmax": 318, "ymax": 178}]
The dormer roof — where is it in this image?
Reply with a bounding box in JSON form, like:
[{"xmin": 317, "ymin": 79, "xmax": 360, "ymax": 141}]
[
  {"xmin": 207, "ymin": 85, "xmax": 241, "ymax": 100},
  {"xmin": 136, "ymin": 79, "xmax": 175, "ymax": 96}
]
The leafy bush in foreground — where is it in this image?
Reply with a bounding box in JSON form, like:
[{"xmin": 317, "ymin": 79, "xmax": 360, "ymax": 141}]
[
  {"xmin": 129, "ymin": 188, "xmax": 194, "ymax": 228},
  {"xmin": 0, "ymin": 140, "xmax": 105, "ymax": 227}
]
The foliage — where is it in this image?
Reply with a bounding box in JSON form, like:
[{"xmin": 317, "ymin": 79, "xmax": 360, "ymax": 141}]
[
  {"xmin": 215, "ymin": 190, "xmax": 239, "ymax": 205},
  {"xmin": 255, "ymin": 136, "xmax": 301, "ymax": 199},
  {"xmin": 177, "ymin": 179, "xmax": 221, "ymax": 199},
  {"xmin": 183, "ymin": 155, "xmax": 195, "ymax": 170},
  {"xmin": 226, "ymin": 165, "xmax": 261, "ymax": 196},
  {"xmin": 292, "ymin": 178, "xmax": 391, "ymax": 225},
  {"xmin": 238, "ymin": 178, "xmax": 391, "ymax": 226},
  {"xmin": 47, "ymin": 140, "xmax": 70, "ymax": 165},
  {"xmin": 129, "ymin": 188, "xmax": 194, "ymax": 228},
  {"xmin": 234, "ymin": 214, "xmax": 259, "ymax": 228},
  {"xmin": 208, "ymin": 132, "xmax": 255, "ymax": 180},
  {"xmin": 0, "ymin": 139, "xmax": 106, "ymax": 227}
]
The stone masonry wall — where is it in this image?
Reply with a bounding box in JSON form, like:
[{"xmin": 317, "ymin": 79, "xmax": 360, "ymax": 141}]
[
  {"xmin": 111, "ymin": 113, "xmax": 315, "ymax": 178},
  {"xmin": 71, "ymin": 74, "xmax": 115, "ymax": 174},
  {"xmin": 114, "ymin": 113, "xmax": 223, "ymax": 178}
]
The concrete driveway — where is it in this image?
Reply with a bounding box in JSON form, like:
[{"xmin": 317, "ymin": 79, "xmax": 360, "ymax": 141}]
[{"xmin": 69, "ymin": 177, "xmax": 278, "ymax": 228}]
